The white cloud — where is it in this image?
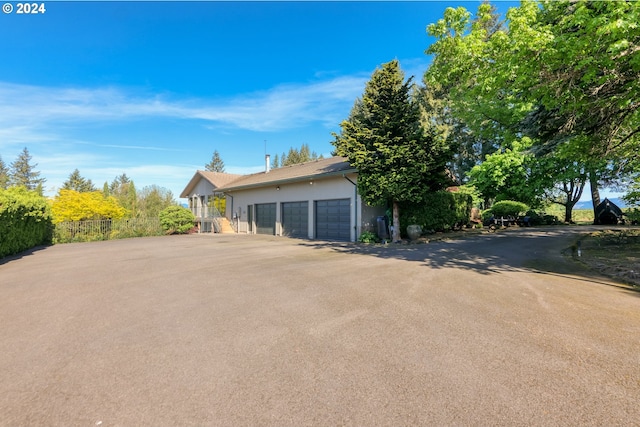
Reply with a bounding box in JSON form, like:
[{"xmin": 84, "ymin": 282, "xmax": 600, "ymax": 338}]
[{"xmin": 0, "ymin": 74, "xmax": 367, "ymax": 138}]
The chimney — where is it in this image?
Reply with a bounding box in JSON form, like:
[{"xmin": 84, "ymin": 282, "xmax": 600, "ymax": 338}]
[{"xmin": 265, "ymin": 154, "xmax": 271, "ymax": 173}]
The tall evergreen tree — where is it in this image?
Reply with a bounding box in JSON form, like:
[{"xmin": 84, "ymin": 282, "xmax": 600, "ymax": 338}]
[
  {"xmin": 9, "ymin": 147, "xmax": 46, "ymax": 191},
  {"xmin": 205, "ymin": 150, "xmax": 226, "ymax": 172},
  {"xmin": 333, "ymin": 60, "xmax": 450, "ymax": 242},
  {"xmin": 61, "ymin": 169, "xmax": 96, "ymax": 192},
  {"xmin": 0, "ymin": 156, "xmax": 9, "ymax": 189},
  {"xmin": 279, "ymin": 143, "xmax": 323, "ymax": 167}
]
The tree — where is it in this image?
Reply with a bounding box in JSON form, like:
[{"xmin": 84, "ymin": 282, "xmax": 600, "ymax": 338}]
[
  {"xmin": 332, "ymin": 60, "xmax": 450, "ymax": 242},
  {"xmin": 205, "ymin": 150, "xmax": 226, "ymax": 172},
  {"xmin": 51, "ymin": 190, "xmax": 127, "ymax": 223},
  {"xmin": 278, "ymin": 143, "xmax": 323, "ymax": 168},
  {"xmin": 109, "ymin": 174, "xmax": 136, "ymax": 217},
  {"xmin": 61, "ymin": 169, "xmax": 96, "ymax": 192},
  {"xmin": 137, "ymin": 185, "xmax": 175, "ymax": 218},
  {"xmin": 9, "ymin": 147, "xmax": 46, "ymax": 191},
  {"xmin": 0, "ymin": 156, "xmax": 8, "ymax": 189},
  {"xmin": 425, "ymin": 0, "xmax": 640, "ymax": 221}
]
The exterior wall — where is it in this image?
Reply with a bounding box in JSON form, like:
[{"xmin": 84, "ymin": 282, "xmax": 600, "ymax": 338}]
[{"xmin": 224, "ymin": 173, "xmax": 365, "ymax": 241}]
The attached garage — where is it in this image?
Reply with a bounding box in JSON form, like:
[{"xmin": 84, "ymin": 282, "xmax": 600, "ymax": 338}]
[
  {"xmin": 281, "ymin": 201, "xmax": 309, "ymax": 238},
  {"xmin": 255, "ymin": 203, "xmax": 276, "ymax": 235},
  {"xmin": 315, "ymin": 199, "xmax": 351, "ymax": 241}
]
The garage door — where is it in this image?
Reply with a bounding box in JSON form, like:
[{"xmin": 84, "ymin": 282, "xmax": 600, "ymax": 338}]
[
  {"xmin": 315, "ymin": 199, "xmax": 351, "ymax": 241},
  {"xmin": 255, "ymin": 203, "xmax": 276, "ymax": 235},
  {"xmin": 281, "ymin": 201, "xmax": 308, "ymax": 238}
]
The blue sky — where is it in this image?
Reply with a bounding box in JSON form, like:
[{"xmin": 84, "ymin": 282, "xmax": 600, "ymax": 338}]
[{"xmin": 1, "ymin": 0, "xmax": 523, "ymax": 200}]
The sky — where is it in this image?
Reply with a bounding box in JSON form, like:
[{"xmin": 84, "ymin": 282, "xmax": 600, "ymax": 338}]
[{"xmin": 2, "ymin": 0, "xmax": 529, "ymax": 201}]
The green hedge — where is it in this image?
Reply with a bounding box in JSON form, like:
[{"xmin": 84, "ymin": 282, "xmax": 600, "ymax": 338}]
[
  {"xmin": 0, "ymin": 187, "xmax": 53, "ymax": 258},
  {"xmin": 490, "ymin": 200, "xmax": 529, "ymax": 217},
  {"xmin": 400, "ymin": 191, "xmax": 473, "ymax": 234}
]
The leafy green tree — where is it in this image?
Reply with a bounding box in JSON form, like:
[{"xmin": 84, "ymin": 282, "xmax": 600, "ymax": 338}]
[
  {"xmin": 51, "ymin": 190, "xmax": 127, "ymax": 223},
  {"xmin": 332, "ymin": 60, "xmax": 450, "ymax": 242},
  {"xmin": 0, "ymin": 156, "xmax": 9, "ymax": 189},
  {"xmin": 159, "ymin": 205, "xmax": 195, "ymax": 234},
  {"xmin": 205, "ymin": 150, "xmax": 226, "ymax": 172},
  {"xmin": 9, "ymin": 147, "xmax": 46, "ymax": 192},
  {"xmin": 137, "ymin": 185, "xmax": 175, "ymax": 218},
  {"xmin": 61, "ymin": 169, "xmax": 96, "ymax": 192},
  {"xmin": 467, "ymin": 139, "xmax": 539, "ymax": 207},
  {"xmin": 0, "ymin": 187, "xmax": 53, "ymax": 257},
  {"xmin": 109, "ymin": 174, "xmax": 136, "ymax": 217}
]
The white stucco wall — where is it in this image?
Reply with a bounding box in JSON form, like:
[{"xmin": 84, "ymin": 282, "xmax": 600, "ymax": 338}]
[{"xmin": 224, "ymin": 173, "xmax": 364, "ymax": 241}]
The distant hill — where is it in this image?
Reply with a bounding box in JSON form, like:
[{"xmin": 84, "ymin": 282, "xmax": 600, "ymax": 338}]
[{"xmin": 574, "ymin": 197, "xmax": 627, "ymax": 210}]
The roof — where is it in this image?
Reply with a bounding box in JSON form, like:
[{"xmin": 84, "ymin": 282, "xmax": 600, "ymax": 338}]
[
  {"xmin": 179, "ymin": 170, "xmax": 243, "ymax": 198},
  {"xmin": 218, "ymin": 156, "xmax": 356, "ymax": 192}
]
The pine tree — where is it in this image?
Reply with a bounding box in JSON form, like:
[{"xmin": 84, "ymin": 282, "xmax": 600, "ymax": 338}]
[
  {"xmin": 332, "ymin": 60, "xmax": 450, "ymax": 242},
  {"xmin": 205, "ymin": 150, "xmax": 226, "ymax": 172},
  {"xmin": 62, "ymin": 169, "xmax": 96, "ymax": 192},
  {"xmin": 9, "ymin": 147, "xmax": 46, "ymax": 191}
]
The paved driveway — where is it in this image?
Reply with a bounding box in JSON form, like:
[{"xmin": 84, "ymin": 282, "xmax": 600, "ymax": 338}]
[{"xmin": 1, "ymin": 228, "xmax": 639, "ymax": 426}]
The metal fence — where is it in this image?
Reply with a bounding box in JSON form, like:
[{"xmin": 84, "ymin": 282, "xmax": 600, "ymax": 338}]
[{"xmin": 54, "ymin": 218, "xmax": 164, "ymax": 243}]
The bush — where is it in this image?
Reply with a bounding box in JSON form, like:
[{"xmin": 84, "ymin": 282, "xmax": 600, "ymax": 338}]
[
  {"xmin": 400, "ymin": 191, "xmax": 473, "ymax": 234},
  {"xmin": 159, "ymin": 206, "xmax": 195, "ymax": 234},
  {"xmin": 358, "ymin": 230, "xmax": 380, "ymax": 243},
  {"xmin": 0, "ymin": 187, "xmax": 53, "ymax": 258},
  {"xmin": 490, "ymin": 200, "xmax": 529, "ymax": 218}
]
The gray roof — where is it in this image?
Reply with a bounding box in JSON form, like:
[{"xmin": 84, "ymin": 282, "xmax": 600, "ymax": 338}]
[{"xmin": 218, "ymin": 156, "xmax": 356, "ymax": 192}]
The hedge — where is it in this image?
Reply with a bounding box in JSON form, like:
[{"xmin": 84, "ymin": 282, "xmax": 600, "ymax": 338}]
[
  {"xmin": 0, "ymin": 187, "xmax": 53, "ymax": 258},
  {"xmin": 400, "ymin": 191, "xmax": 473, "ymax": 235}
]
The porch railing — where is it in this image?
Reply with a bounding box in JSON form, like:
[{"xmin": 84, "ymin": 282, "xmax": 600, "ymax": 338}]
[{"xmin": 191, "ymin": 205, "xmax": 225, "ymax": 233}]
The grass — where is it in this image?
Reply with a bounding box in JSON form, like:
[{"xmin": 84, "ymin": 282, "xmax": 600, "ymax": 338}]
[{"xmin": 572, "ymin": 228, "xmax": 640, "ymax": 288}]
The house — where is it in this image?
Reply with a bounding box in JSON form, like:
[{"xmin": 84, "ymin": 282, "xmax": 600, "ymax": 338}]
[
  {"xmin": 180, "ymin": 170, "xmax": 242, "ymax": 232},
  {"xmin": 180, "ymin": 156, "xmax": 385, "ymax": 241}
]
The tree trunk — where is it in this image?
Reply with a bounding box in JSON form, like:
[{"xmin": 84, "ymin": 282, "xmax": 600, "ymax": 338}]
[
  {"xmin": 392, "ymin": 200, "xmax": 401, "ymax": 243},
  {"xmin": 589, "ymin": 170, "xmax": 601, "ymax": 224}
]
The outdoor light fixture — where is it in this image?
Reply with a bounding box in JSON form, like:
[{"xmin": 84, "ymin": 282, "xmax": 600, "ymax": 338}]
[{"xmin": 276, "ymin": 186, "xmax": 280, "ymax": 190}]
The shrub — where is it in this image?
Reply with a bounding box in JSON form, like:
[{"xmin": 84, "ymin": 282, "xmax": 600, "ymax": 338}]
[
  {"xmin": 400, "ymin": 191, "xmax": 473, "ymax": 234},
  {"xmin": 159, "ymin": 206, "xmax": 195, "ymax": 234},
  {"xmin": 490, "ymin": 200, "xmax": 529, "ymax": 218},
  {"xmin": 0, "ymin": 187, "xmax": 53, "ymax": 258},
  {"xmin": 358, "ymin": 230, "xmax": 380, "ymax": 243}
]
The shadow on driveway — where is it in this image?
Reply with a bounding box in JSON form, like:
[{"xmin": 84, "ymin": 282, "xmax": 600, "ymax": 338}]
[{"xmin": 298, "ymin": 227, "xmax": 640, "ymax": 295}]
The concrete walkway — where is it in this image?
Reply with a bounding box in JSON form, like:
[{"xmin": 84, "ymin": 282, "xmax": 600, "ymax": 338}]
[{"xmin": 1, "ymin": 228, "xmax": 639, "ymax": 426}]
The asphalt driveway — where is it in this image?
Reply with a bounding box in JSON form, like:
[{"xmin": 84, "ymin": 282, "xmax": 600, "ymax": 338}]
[{"xmin": 1, "ymin": 228, "xmax": 639, "ymax": 426}]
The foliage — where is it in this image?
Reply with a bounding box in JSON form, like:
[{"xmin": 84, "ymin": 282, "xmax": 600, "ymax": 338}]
[
  {"xmin": 53, "ymin": 217, "xmax": 164, "ymax": 243},
  {"xmin": 159, "ymin": 205, "xmax": 195, "ymax": 234},
  {"xmin": 8, "ymin": 147, "xmax": 46, "ymax": 192},
  {"xmin": 333, "ymin": 60, "xmax": 451, "ymax": 241},
  {"xmin": 467, "ymin": 139, "xmax": 539, "ymax": 207},
  {"xmin": 61, "ymin": 169, "xmax": 96, "ymax": 192},
  {"xmin": 137, "ymin": 185, "xmax": 176, "ymax": 218},
  {"xmin": 358, "ymin": 231, "xmax": 380, "ymax": 244},
  {"xmin": 275, "ymin": 143, "xmax": 323, "ymax": 168},
  {"xmin": 489, "ymin": 200, "xmax": 530, "ymax": 218},
  {"xmin": 400, "ymin": 191, "xmax": 472, "ymax": 233},
  {"xmin": 51, "ymin": 190, "xmax": 127, "ymax": 223},
  {"xmin": 205, "ymin": 150, "xmax": 226, "ymax": 172},
  {"xmin": 0, "ymin": 156, "xmax": 8, "ymax": 189},
  {"xmin": 107, "ymin": 174, "xmax": 137, "ymax": 217},
  {"xmin": 207, "ymin": 195, "xmax": 226, "ymax": 216},
  {"xmin": 424, "ymin": 0, "xmax": 640, "ymax": 219},
  {"xmin": 0, "ymin": 187, "xmax": 53, "ymax": 258}
]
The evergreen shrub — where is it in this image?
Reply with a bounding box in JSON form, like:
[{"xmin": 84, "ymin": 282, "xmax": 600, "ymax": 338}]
[{"xmin": 400, "ymin": 191, "xmax": 473, "ymax": 234}]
